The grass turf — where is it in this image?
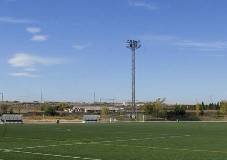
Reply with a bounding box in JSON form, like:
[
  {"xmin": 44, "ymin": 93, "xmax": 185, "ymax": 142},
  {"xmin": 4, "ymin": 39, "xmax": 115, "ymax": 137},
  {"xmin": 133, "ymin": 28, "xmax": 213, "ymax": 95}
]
[{"xmin": 1, "ymin": 122, "xmax": 227, "ymax": 160}]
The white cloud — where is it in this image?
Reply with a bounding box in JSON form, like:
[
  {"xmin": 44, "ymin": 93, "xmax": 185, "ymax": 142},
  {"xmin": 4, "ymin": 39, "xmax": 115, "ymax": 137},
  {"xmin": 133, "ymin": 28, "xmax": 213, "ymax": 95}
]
[
  {"xmin": 26, "ymin": 27, "xmax": 41, "ymax": 34},
  {"xmin": 24, "ymin": 68, "xmax": 37, "ymax": 72},
  {"xmin": 5, "ymin": 0, "xmax": 17, "ymax": 2},
  {"xmin": 0, "ymin": 16, "xmax": 34, "ymax": 24},
  {"xmin": 129, "ymin": 0, "xmax": 159, "ymax": 10},
  {"xmin": 8, "ymin": 53, "xmax": 62, "ymax": 67},
  {"xmin": 140, "ymin": 35, "xmax": 177, "ymax": 41},
  {"xmin": 203, "ymin": 54, "xmax": 225, "ymax": 57},
  {"xmin": 173, "ymin": 40, "xmax": 227, "ymax": 50},
  {"xmin": 31, "ymin": 35, "xmax": 48, "ymax": 42},
  {"xmin": 72, "ymin": 44, "xmax": 90, "ymax": 50},
  {"xmin": 9, "ymin": 72, "xmax": 39, "ymax": 78},
  {"xmin": 141, "ymin": 34, "xmax": 227, "ymax": 51}
]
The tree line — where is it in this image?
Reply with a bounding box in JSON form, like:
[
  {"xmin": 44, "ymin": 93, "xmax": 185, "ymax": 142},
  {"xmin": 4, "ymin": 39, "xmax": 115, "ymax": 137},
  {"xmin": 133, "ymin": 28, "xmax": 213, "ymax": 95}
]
[{"xmin": 141, "ymin": 99, "xmax": 227, "ymax": 120}]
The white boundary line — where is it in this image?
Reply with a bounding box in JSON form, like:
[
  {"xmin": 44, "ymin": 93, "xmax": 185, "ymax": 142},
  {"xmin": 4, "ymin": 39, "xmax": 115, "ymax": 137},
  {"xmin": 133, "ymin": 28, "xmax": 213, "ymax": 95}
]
[
  {"xmin": 8, "ymin": 134, "xmax": 191, "ymax": 151},
  {"xmin": 0, "ymin": 134, "xmax": 191, "ymax": 160},
  {"xmin": 101, "ymin": 143, "xmax": 227, "ymax": 155},
  {"xmin": 2, "ymin": 134, "xmax": 191, "ymax": 144},
  {"xmin": 2, "ymin": 134, "xmax": 227, "ymax": 157},
  {"xmin": 3, "ymin": 136, "xmax": 67, "ymax": 142},
  {"xmin": 8, "ymin": 135, "xmax": 227, "ymax": 156},
  {"xmin": 115, "ymin": 121, "xmax": 227, "ymax": 123},
  {"xmin": 0, "ymin": 149, "xmax": 101, "ymax": 160}
]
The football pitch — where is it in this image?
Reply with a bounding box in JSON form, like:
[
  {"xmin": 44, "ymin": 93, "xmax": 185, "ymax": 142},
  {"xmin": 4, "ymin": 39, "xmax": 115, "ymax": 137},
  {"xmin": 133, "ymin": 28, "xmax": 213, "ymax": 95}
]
[{"xmin": 1, "ymin": 122, "xmax": 227, "ymax": 160}]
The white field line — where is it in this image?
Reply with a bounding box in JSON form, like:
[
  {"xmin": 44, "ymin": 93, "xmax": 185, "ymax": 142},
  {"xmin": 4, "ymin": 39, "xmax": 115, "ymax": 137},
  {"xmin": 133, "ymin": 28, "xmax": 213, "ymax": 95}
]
[
  {"xmin": 11, "ymin": 134, "xmax": 191, "ymax": 150},
  {"xmin": 3, "ymin": 136, "xmax": 69, "ymax": 142},
  {"xmin": 7, "ymin": 134, "xmax": 227, "ymax": 156},
  {"xmin": 5, "ymin": 134, "xmax": 226, "ymax": 157},
  {"xmin": 2, "ymin": 136, "xmax": 94, "ymax": 144},
  {"xmin": 0, "ymin": 148, "xmax": 101, "ymax": 160},
  {"xmin": 2, "ymin": 132, "xmax": 168, "ymax": 142},
  {"xmin": 3, "ymin": 134, "xmax": 190, "ymax": 146},
  {"xmin": 102, "ymin": 143, "xmax": 227, "ymax": 155},
  {"xmin": 118, "ymin": 121, "xmax": 227, "ymax": 123},
  {"xmin": 2, "ymin": 136, "xmax": 126, "ymax": 142},
  {"xmin": 3, "ymin": 136, "xmax": 121, "ymax": 142}
]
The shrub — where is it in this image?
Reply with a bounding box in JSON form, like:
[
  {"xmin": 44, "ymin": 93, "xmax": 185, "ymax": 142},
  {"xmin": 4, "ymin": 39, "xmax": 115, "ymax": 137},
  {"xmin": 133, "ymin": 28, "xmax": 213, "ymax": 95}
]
[
  {"xmin": 44, "ymin": 106, "xmax": 58, "ymax": 116},
  {"xmin": 174, "ymin": 105, "xmax": 186, "ymax": 117}
]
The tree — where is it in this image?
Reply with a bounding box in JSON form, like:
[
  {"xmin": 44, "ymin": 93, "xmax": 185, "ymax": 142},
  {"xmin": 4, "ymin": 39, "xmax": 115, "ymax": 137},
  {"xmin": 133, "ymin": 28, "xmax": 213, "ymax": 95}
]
[
  {"xmin": 195, "ymin": 103, "xmax": 204, "ymax": 116},
  {"xmin": 0, "ymin": 104, "xmax": 9, "ymax": 114},
  {"xmin": 142, "ymin": 103, "xmax": 154, "ymax": 115},
  {"xmin": 9, "ymin": 108, "xmax": 14, "ymax": 114},
  {"xmin": 201, "ymin": 101, "xmax": 205, "ymax": 110},
  {"xmin": 174, "ymin": 105, "xmax": 186, "ymax": 117},
  {"xmin": 41, "ymin": 103, "xmax": 58, "ymax": 116},
  {"xmin": 56, "ymin": 103, "xmax": 69, "ymax": 111},
  {"xmin": 216, "ymin": 102, "xmax": 220, "ymax": 110},
  {"xmin": 40, "ymin": 103, "xmax": 49, "ymax": 111},
  {"xmin": 45, "ymin": 106, "xmax": 58, "ymax": 116},
  {"xmin": 220, "ymin": 101, "xmax": 227, "ymax": 114},
  {"xmin": 142, "ymin": 98, "xmax": 166, "ymax": 119},
  {"xmin": 101, "ymin": 106, "xmax": 109, "ymax": 118},
  {"xmin": 153, "ymin": 98, "xmax": 166, "ymax": 118},
  {"xmin": 195, "ymin": 103, "xmax": 200, "ymax": 116}
]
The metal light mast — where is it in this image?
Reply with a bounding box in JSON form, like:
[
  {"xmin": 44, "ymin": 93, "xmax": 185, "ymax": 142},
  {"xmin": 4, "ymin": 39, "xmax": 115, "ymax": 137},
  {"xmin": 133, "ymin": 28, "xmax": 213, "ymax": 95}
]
[{"xmin": 126, "ymin": 40, "xmax": 141, "ymax": 119}]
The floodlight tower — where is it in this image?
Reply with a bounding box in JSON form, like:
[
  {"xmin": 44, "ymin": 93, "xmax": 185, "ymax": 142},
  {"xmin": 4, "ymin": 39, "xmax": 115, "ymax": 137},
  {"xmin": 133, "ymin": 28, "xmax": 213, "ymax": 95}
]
[{"xmin": 126, "ymin": 40, "xmax": 141, "ymax": 119}]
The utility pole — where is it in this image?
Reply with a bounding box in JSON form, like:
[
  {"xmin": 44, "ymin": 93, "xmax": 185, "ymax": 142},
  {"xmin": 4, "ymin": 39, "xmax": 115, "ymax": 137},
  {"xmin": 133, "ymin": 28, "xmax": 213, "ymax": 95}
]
[
  {"xmin": 126, "ymin": 40, "xmax": 141, "ymax": 120},
  {"xmin": 40, "ymin": 89, "xmax": 43, "ymax": 103},
  {"xmin": 0, "ymin": 92, "xmax": 3, "ymax": 103},
  {"xmin": 93, "ymin": 92, "xmax": 96, "ymax": 104}
]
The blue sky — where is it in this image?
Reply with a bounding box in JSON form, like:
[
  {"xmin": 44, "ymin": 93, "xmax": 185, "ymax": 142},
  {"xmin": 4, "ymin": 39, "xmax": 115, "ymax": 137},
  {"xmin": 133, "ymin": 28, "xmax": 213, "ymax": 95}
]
[{"xmin": 1, "ymin": 0, "xmax": 227, "ymax": 104}]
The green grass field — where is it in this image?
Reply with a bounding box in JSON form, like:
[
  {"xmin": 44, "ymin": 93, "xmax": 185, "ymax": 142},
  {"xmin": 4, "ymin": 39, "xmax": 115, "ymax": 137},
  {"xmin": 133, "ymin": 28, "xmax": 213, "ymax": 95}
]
[{"xmin": 1, "ymin": 122, "xmax": 227, "ymax": 160}]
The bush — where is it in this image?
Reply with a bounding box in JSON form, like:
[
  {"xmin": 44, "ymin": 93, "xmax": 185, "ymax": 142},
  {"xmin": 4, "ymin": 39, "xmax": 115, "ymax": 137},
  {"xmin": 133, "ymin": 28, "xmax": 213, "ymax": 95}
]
[
  {"xmin": 142, "ymin": 103, "xmax": 154, "ymax": 115},
  {"xmin": 166, "ymin": 105, "xmax": 186, "ymax": 120},
  {"xmin": 44, "ymin": 105, "xmax": 58, "ymax": 116},
  {"xmin": 142, "ymin": 98, "xmax": 166, "ymax": 118},
  {"xmin": 174, "ymin": 105, "xmax": 186, "ymax": 117}
]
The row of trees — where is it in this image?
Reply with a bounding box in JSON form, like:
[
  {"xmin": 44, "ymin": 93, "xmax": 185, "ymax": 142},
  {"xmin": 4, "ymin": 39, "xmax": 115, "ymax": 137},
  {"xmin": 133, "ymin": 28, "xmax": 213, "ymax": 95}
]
[
  {"xmin": 1, "ymin": 100, "xmax": 227, "ymax": 120},
  {"xmin": 142, "ymin": 98, "xmax": 186, "ymax": 119},
  {"xmin": 197, "ymin": 102, "xmax": 220, "ymax": 110},
  {"xmin": 141, "ymin": 99, "xmax": 227, "ymax": 120},
  {"xmin": 195, "ymin": 102, "xmax": 225, "ymax": 115}
]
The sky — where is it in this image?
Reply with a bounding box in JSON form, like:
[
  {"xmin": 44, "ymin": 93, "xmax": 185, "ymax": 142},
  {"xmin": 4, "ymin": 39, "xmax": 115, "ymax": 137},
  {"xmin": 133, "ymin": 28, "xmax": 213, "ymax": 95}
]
[{"xmin": 1, "ymin": 0, "xmax": 227, "ymax": 104}]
